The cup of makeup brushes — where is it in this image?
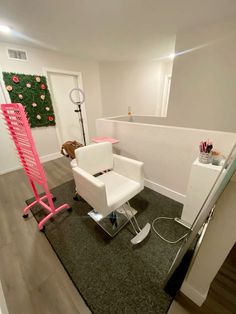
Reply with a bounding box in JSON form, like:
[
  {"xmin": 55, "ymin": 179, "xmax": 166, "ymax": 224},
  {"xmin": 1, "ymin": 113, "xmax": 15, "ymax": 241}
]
[
  {"xmin": 199, "ymin": 152, "xmax": 212, "ymax": 164},
  {"xmin": 199, "ymin": 140, "xmax": 213, "ymax": 164}
]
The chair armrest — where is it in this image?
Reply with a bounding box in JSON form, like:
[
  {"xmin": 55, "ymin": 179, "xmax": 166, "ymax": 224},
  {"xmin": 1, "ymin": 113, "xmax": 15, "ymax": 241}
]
[
  {"xmin": 72, "ymin": 167, "xmax": 108, "ymax": 213},
  {"xmin": 113, "ymin": 154, "xmax": 144, "ymax": 188}
]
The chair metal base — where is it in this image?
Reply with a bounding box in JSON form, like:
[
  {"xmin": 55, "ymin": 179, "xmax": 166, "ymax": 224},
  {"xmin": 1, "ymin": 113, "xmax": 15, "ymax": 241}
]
[
  {"xmin": 88, "ymin": 203, "xmax": 151, "ymax": 244},
  {"xmin": 88, "ymin": 204, "xmax": 137, "ymax": 237}
]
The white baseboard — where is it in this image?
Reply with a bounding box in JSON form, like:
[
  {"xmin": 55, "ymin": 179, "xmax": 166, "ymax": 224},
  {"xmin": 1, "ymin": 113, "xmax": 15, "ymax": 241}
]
[
  {"xmin": 144, "ymin": 178, "xmax": 186, "ymax": 204},
  {"xmin": 40, "ymin": 152, "xmax": 62, "ymax": 163},
  {"xmin": 0, "ymin": 165, "xmax": 22, "ymax": 175},
  {"xmin": 181, "ymin": 281, "xmax": 208, "ymax": 306},
  {"xmin": 0, "ymin": 152, "xmax": 62, "ymax": 175}
]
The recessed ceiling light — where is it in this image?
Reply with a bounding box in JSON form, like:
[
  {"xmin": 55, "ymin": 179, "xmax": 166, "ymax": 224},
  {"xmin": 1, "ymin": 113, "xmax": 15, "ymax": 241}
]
[{"xmin": 0, "ymin": 25, "xmax": 11, "ymax": 34}]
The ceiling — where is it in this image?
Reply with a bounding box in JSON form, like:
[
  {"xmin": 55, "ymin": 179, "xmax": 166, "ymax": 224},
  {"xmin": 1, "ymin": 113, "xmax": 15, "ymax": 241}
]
[{"xmin": 0, "ymin": 0, "xmax": 236, "ymax": 61}]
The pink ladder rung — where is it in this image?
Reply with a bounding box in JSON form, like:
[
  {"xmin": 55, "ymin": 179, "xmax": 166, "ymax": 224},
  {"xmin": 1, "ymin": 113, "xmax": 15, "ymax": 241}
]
[{"xmin": 1, "ymin": 103, "xmax": 71, "ymax": 231}]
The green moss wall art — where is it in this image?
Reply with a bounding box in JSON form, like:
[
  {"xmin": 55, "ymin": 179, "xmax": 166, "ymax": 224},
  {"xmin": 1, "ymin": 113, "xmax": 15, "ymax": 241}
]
[{"xmin": 3, "ymin": 72, "xmax": 56, "ymax": 128}]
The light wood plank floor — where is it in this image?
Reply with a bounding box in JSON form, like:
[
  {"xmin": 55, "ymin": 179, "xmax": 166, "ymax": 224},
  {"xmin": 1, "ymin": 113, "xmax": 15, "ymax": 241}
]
[
  {"xmin": 1, "ymin": 157, "xmax": 235, "ymax": 314},
  {"xmin": 0, "ymin": 157, "xmax": 91, "ymax": 314},
  {"xmin": 168, "ymin": 243, "xmax": 236, "ymax": 314}
]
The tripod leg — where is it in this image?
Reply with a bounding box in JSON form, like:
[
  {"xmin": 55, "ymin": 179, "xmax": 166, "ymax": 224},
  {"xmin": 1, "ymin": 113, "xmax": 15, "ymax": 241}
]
[{"xmin": 78, "ymin": 105, "xmax": 86, "ymax": 146}]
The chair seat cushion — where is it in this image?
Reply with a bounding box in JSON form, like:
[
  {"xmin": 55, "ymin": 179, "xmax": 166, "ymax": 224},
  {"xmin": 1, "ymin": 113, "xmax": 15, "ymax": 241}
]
[{"xmin": 97, "ymin": 171, "xmax": 142, "ymax": 212}]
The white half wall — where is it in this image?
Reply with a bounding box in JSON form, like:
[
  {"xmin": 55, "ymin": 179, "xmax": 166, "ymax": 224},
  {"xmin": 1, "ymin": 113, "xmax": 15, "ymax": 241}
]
[
  {"xmin": 96, "ymin": 117, "xmax": 236, "ymax": 202},
  {"xmin": 0, "ymin": 42, "xmax": 103, "ymax": 174}
]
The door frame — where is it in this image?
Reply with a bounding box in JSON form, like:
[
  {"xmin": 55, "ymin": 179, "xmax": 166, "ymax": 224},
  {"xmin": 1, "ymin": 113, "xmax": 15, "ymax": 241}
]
[
  {"xmin": 0, "ymin": 66, "xmax": 11, "ymax": 103},
  {"xmin": 43, "ymin": 67, "xmax": 89, "ymax": 147},
  {"xmin": 160, "ymin": 75, "xmax": 171, "ymax": 117}
]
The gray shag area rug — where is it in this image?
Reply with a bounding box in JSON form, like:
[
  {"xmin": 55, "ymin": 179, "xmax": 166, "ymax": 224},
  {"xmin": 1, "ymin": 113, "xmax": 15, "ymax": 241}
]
[{"xmin": 27, "ymin": 180, "xmax": 188, "ymax": 314}]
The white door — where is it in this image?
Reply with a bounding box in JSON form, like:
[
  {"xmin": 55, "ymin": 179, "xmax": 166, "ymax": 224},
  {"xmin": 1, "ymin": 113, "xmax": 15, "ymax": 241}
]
[
  {"xmin": 0, "ymin": 82, "xmax": 19, "ymax": 173},
  {"xmin": 47, "ymin": 71, "xmax": 89, "ymax": 146}
]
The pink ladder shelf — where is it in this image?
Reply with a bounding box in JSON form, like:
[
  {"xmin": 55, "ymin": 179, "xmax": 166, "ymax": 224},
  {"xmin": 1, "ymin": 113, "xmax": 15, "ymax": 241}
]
[{"xmin": 1, "ymin": 103, "xmax": 71, "ymax": 231}]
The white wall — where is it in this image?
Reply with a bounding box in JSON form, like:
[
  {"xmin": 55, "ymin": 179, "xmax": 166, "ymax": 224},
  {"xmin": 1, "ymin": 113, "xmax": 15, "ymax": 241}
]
[
  {"xmin": 181, "ymin": 176, "xmax": 236, "ymax": 306},
  {"xmin": 96, "ymin": 118, "xmax": 236, "ymax": 203},
  {"xmin": 99, "ymin": 18, "xmax": 236, "ymax": 132},
  {"xmin": 0, "ymin": 43, "xmax": 103, "ymax": 174},
  {"xmin": 167, "ymin": 19, "xmax": 236, "ymax": 132},
  {"xmin": 99, "ymin": 60, "xmax": 173, "ymax": 117}
]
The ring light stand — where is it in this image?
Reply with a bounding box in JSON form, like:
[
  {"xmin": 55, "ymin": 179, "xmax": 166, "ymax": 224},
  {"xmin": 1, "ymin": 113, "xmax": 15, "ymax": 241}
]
[{"xmin": 69, "ymin": 88, "xmax": 86, "ymax": 145}]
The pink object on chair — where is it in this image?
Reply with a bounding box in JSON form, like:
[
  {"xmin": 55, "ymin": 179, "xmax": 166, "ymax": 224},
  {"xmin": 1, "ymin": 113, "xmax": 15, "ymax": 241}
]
[
  {"xmin": 91, "ymin": 137, "xmax": 119, "ymax": 144},
  {"xmin": 1, "ymin": 103, "xmax": 70, "ymax": 231}
]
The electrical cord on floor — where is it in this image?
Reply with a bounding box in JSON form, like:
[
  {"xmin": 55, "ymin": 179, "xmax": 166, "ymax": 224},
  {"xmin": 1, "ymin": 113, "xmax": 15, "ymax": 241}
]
[{"xmin": 152, "ymin": 217, "xmax": 189, "ymax": 244}]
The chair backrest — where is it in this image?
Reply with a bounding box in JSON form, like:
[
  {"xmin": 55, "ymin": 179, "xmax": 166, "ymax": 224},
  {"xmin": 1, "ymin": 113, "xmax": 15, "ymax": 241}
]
[{"xmin": 75, "ymin": 142, "xmax": 113, "ymax": 175}]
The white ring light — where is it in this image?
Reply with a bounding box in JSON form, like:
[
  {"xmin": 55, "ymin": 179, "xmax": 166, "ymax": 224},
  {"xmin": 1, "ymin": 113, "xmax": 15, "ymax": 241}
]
[{"xmin": 69, "ymin": 88, "xmax": 85, "ymax": 105}]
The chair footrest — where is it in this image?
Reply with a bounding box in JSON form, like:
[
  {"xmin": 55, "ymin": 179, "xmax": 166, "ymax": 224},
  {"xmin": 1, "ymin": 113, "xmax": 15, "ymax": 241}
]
[{"xmin": 131, "ymin": 223, "xmax": 151, "ymax": 245}]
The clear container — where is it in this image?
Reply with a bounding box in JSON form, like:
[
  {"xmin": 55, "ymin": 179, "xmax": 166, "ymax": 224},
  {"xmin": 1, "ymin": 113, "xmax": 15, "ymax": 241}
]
[
  {"xmin": 211, "ymin": 154, "xmax": 222, "ymax": 166},
  {"xmin": 199, "ymin": 152, "xmax": 212, "ymax": 164}
]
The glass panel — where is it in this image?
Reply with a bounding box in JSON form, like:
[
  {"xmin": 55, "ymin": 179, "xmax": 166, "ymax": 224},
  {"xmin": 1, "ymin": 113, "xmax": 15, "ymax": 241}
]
[{"xmin": 165, "ymin": 143, "xmax": 236, "ymax": 284}]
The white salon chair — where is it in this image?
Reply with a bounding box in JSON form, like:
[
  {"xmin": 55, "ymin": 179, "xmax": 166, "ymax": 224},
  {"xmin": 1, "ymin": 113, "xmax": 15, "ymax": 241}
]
[{"xmin": 72, "ymin": 142, "xmax": 151, "ymax": 244}]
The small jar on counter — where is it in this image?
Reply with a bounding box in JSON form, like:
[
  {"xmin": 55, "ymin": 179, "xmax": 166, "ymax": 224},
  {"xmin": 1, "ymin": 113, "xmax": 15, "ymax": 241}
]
[{"xmin": 211, "ymin": 150, "xmax": 221, "ymax": 166}]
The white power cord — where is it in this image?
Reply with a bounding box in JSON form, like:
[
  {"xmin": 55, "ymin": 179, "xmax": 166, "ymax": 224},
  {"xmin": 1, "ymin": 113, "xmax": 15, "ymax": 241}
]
[{"xmin": 152, "ymin": 217, "xmax": 189, "ymax": 244}]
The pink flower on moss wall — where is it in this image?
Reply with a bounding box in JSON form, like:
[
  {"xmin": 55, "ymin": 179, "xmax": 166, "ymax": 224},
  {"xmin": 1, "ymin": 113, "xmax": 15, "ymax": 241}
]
[{"xmin": 12, "ymin": 75, "xmax": 19, "ymax": 83}]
